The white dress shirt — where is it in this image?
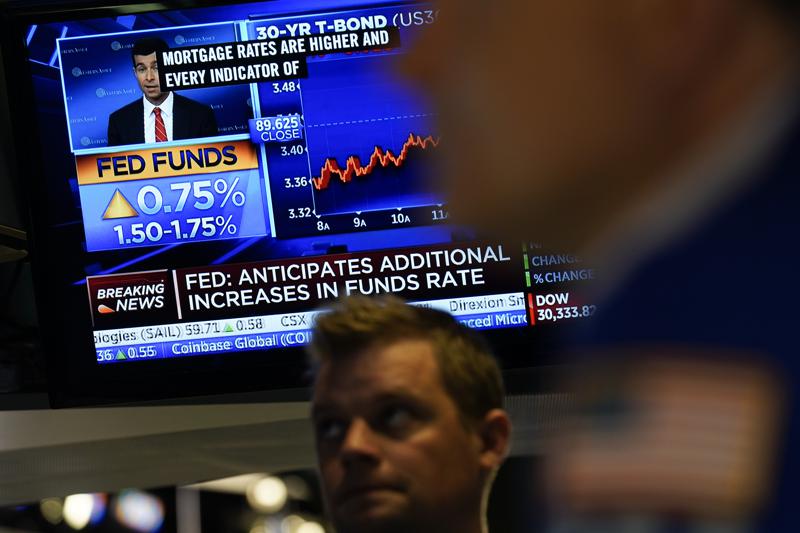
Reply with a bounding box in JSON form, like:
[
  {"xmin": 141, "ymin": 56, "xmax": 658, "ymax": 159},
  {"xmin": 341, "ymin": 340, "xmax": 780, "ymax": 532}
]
[{"xmin": 143, "ymin": 91, "xmax": 174, "ymax": 143}]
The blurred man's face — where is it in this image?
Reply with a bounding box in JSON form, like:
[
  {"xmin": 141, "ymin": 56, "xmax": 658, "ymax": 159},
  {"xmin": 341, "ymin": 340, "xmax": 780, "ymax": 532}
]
[
  {"xmin": 312, "ymin": 340, "xmax": 485, "ymax": 533},
  {"xmin": 134, "ymin": 53, "xmax": 163, "ymax": 102},
  {"xmin": 404, "ymin": 1, "xmax": 745, "ymax": 249}
]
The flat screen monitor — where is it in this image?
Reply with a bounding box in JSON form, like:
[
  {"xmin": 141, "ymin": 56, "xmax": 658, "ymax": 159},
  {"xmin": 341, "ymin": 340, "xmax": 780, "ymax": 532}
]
[{"xmin": 1, "ymin": 0, "xmax": 597, "ymax": 406}]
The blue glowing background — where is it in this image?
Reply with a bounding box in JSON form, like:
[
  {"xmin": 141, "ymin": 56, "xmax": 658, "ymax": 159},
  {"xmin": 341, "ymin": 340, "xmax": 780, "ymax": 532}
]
[{"xmin": 57, "ymin": 23, "xmax": 252, "ymax": 151}]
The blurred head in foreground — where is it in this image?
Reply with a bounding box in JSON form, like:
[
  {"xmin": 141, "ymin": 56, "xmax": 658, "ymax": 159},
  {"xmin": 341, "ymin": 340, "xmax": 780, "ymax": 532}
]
[
  {"xmin": 406, "ymin": 0, "xmax": 800, "ymax": 252},
  {"xmin": 404, "ymin": 1, "xmax": 796, "ymax": 530},
  {"xmin": 308, "ymin": 296, "xmax": 511, "ymax": 533}
]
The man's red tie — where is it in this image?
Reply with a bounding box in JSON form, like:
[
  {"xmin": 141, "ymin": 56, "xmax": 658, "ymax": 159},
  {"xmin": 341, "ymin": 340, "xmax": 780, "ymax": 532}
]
[{"xmin": 154, "ymin": 107, "xmax": 167, "ymax": 142}]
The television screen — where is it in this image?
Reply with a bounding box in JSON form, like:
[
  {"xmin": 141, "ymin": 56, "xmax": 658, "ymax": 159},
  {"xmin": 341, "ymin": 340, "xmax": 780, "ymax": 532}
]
[{"xmin": 4, "ymin": 0, "xmax": 598, "ymax": 406}]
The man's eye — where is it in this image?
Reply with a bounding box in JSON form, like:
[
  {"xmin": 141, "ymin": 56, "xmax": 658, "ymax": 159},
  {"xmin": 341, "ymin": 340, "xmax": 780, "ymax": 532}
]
[
  {"xmin": 383, "ymin": 406, "xmax": 413, "ymax": 431},
  {"xmin": 316, "ymin": 419, "xmax": 346, "ymax": 442}
]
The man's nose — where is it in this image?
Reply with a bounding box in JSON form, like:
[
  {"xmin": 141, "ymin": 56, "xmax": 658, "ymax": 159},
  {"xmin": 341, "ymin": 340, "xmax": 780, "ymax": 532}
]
[
  {"xmin": 340, "ymin": 418, "xmax": 380, "ymax": 467},
  {"xmin": 145, "ymin": 69, "xmax": 156, "ymax": 81}
]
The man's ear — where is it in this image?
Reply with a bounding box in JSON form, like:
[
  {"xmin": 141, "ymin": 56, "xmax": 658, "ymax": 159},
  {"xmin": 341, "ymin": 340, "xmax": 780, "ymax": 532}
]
[{"xmin": 477, "ymin": 409, "xmax": 512, "ymax": 470}]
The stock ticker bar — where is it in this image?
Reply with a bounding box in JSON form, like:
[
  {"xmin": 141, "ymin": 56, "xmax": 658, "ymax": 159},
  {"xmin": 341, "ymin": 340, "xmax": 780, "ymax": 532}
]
[
  {"xmin": 94, "ymin": 294, "xmax": 529, "ymax": 363},
  {"xmin": 88, "ymin": 242, "xmax": 528, "ymax": 364},
  {"xmin": 88, "ymin": 242, "xmax": 598, "ymax": 365},
  {"xmin": 522, "ymin": 246, "xmax": 597, "ymax": 326}
]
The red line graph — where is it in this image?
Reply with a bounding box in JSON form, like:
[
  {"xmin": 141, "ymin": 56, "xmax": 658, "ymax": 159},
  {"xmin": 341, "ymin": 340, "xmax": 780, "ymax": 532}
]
[{"xmin": 312, "ymin": 133, "xmax": 440, "ymax": 191}]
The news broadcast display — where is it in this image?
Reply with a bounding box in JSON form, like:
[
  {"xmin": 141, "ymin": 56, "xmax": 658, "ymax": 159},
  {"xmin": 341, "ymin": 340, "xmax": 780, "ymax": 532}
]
[{"xmin": 22, "ymin": 0, "xmax": 596, "ymax": 369}]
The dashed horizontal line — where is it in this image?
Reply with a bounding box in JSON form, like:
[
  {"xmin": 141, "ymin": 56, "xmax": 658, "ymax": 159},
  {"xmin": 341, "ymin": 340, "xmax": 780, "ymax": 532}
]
[{"xmin": 306, "ymin": 113, "xmax": 435, "ymax": 129}]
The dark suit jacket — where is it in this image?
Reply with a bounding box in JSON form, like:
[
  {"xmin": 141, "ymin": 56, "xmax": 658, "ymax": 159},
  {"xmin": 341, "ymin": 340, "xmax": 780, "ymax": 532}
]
[
  {"xmin": 107, "ymin": 93, "xmax": 218, "ymax": 146},
  {"xmin": 565, "ymin": 108, "xmax": 800, "ymax": 530}
]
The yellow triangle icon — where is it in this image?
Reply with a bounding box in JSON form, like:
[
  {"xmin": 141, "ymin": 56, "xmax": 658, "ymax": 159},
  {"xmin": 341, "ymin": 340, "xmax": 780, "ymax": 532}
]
[{"xmin": 102, "ymin": 189, "xmax": 138, "ymax": 220}]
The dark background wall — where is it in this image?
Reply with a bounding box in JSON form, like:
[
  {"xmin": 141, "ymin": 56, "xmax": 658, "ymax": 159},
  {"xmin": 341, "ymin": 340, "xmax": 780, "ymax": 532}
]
[
  {"xmin": 0, "ymin": 11, "xmax": 41, "ymax": 390},
  {"xmin": 0, "ymin": 40, "xmax": 23, "ymax": 230}
]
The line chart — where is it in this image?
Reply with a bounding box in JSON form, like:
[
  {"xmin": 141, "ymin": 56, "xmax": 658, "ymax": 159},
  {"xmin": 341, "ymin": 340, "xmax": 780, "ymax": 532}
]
[
  {"xmin": 255, "ymin": 20, "xmax": 447, "ymax": 238},
  {"xmin": 312, "ymin": 133, "xmax": 440, "ymax": 191}
]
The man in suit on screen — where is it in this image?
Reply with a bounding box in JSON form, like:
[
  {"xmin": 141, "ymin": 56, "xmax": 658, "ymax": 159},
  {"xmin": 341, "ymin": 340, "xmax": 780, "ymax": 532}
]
[{"xmin": 107, "ymin": 37, "xmax": 218, "ymax": 146}]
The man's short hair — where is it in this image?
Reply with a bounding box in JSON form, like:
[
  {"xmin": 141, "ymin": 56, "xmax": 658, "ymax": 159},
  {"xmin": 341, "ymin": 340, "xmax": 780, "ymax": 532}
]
[
  {"xmin": 131, "ymin": 37, "xmax": 169, "ymax": 67},
  {"xmin": 309, "ymin": 296, "xmax": 505, "ymax": 425}
]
